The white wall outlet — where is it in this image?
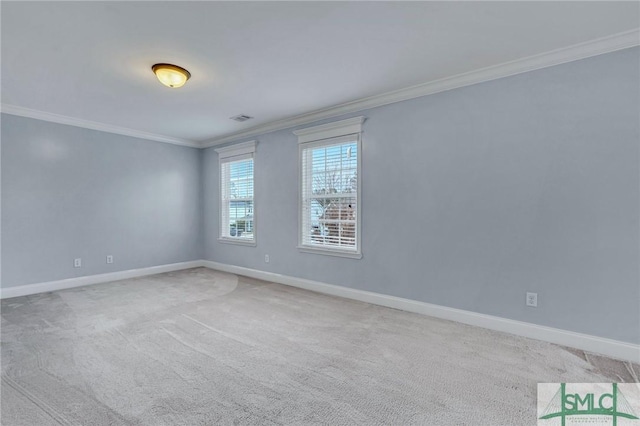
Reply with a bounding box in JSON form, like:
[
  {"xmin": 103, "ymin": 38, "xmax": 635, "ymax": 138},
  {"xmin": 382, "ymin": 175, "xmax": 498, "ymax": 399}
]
[
  {"xmin": 106, "ymin": 255, "xmax": 114, "ymax": 264},
  {"xmin": 526, "ymin": 292, "xmax": 538, "ymax": 307},
  {"xmin": 265, "ymin": 254, "xmax": 270, "ymax": 263},
  {"xmin": 74, "ymin": 258, "xmax": 82, "ymax": 268}
]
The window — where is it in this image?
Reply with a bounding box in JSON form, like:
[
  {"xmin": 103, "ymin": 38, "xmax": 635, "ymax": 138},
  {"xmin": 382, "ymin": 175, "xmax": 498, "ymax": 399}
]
[
  {"xmin": 295, "ymin": 117, "xmax": 364, "ymax": 258},
  {"xmin": 215, "ymin": 141, "xmax": 256, "ymax": 245}
]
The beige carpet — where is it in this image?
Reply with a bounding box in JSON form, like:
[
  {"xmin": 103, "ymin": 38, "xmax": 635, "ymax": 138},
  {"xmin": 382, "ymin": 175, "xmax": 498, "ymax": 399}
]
[{"xmin": 1, "ymin": 267, "xmax": 638, "ymax": 425}]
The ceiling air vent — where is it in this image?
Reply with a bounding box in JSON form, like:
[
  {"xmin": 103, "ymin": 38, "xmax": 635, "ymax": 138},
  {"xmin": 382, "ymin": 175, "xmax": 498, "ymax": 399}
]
[{"xmin": 230, "ymin": 114, "xmax": 253, "ymax": 122}]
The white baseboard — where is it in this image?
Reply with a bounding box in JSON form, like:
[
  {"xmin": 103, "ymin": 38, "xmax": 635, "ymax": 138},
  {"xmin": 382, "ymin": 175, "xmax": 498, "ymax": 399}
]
[
  {"xmin": 0, "ymin": 260, "xmax": 205, "ymax": 299},
  {"xmin": 3, "ymin": 259, "xmax": 637, "ymax": 363},
  {"xmin": 202, "ymin": 260, "xmax": 640, "ymax": 364}
]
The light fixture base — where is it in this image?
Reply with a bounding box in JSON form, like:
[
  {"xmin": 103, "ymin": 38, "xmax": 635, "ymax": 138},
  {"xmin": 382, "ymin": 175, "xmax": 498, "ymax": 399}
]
[{"xmin": 152, "ymin": 63, "xmax": 191, "ymax": 88}]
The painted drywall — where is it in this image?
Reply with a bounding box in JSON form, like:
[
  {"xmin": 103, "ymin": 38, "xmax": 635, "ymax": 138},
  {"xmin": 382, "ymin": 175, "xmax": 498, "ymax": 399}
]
[
  {"xmin": 203, "ymin": 47, "xmax": 640, "ymax": 344},
  {"xmin": 1, "ymin": 114, "xmax": 203, "ymax": 287}
]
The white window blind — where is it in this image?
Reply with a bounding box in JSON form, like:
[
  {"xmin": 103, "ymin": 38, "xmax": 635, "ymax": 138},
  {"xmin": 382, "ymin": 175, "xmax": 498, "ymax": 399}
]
[
  {"xmin": 215, "ymin": 141, "xmax": 256, "ymax": 245},
  {"xmin": 296, "ymin": 117, "xmax": 363, "ymax": 258}
]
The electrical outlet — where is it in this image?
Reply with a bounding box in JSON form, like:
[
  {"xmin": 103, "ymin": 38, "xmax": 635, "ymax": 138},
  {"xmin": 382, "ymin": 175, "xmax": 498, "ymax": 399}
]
[
  {"xmin": 74, "ymin": 258, "xmax": 82, "ymax": 268},
  {"xmin": 526, "ymin": 292, "xmax": 538, "ymax": 307},
  {"xmin": 106, "ymin": 255, "xmax": 113, "ymax": 264},
  {"xmin": 265, "ymin": 254, "xmax": 270, "ymax": 263}
]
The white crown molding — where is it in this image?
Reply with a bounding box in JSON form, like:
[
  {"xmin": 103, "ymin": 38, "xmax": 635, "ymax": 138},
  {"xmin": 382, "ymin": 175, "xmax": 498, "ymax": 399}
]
[
  {"xmin": 0, "ymin": 104, "xmax": 200, "ymax": 148},
  {"xmin": 3, "ymin": 30, "xmax": 637, "ymax": 149},
  {"xmin": 202, "ymin": 260, "xmax": 640, "ymax": 363},
  {"xmin": 0, "ymin": 260, "xmax": 205, "ymax": 299},
  {"xmin": 200, "ymin": 28, "xmax": 640, "ymax": 148}
]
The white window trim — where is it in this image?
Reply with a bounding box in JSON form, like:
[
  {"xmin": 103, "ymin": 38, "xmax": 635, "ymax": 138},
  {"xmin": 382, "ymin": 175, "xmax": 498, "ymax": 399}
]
[
  {"xmin": 215, "ymin": 140, "xmax": 257, "ymax": 247},
  {"xmin": 293, "ymin": 116, "xmax": 365, "ymax": 143},
  {"xmin": 215, "ymin": 140, "xmax": 257, "ymax": 158},
  {"xmin": 295, "ymin": 117, "xmax": 364, "ymax": 259}
]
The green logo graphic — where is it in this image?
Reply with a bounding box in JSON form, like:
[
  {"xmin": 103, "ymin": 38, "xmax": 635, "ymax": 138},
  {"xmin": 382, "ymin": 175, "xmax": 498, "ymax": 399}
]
[{"xmin": 540, "ymin": 383, "xmax": 639, "ymax": 426}]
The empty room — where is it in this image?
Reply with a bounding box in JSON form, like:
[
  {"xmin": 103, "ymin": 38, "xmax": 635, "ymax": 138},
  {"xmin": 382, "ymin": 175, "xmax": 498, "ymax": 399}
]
[{"xmin": 1, "ymin": 1, "xmax": 639, "ymax": 425}]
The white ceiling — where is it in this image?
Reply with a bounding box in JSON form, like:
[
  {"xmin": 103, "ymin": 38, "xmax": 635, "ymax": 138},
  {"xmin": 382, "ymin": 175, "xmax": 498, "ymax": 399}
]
[{"xmin": 2, "ymin": 2, "xmax": 638, "ymax": 145}]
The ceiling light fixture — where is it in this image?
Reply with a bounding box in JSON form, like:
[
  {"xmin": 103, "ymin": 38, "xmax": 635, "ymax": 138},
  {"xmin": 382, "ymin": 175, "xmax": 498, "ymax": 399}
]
[{"xmin": 152, "ymin": 63, "xmax": 191, "ymax": 88}]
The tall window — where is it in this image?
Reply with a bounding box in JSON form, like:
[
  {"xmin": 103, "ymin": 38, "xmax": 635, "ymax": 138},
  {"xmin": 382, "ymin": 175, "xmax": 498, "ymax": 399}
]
[
  {"xmin": 215, "ymin": 141, "xmax": 256, "ymax": 245},
  {"xmin": 295, "ymin": 117, "xmax": 363, "ymax": 258}
]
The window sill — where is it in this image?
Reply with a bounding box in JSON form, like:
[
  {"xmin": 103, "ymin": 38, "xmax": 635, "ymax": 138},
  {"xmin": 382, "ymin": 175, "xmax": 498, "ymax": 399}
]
[
  {"xmin": 218, "ymin": 238, "xmax": 257, "ymax": 247},
  {"xmin": 297, "ymin": 245, "xmax": 362, "ymax": 259}
]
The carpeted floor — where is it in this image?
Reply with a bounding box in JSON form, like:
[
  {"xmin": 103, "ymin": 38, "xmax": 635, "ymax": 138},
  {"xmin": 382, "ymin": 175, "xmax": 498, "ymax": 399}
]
[{"xmin": 1, "ymin": 267, "xmax": 638, "ymax": 425}]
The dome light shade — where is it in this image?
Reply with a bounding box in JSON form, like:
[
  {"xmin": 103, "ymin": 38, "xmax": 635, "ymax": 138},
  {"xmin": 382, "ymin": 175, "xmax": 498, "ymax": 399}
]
[{"xmin": 152, "ymin": 63, "xmax": 191, "ymax": 88}]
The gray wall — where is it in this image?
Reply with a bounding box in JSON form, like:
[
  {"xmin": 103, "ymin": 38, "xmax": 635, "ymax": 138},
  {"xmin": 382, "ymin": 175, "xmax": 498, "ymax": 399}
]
[
  {"xmin": 1, "ymin": 114, "xmax": 203, "ymax": 287},
  {"xmin": 2, "ymin": 48, "xmax": 637, "ymax": 344},
  {"xmin": 203, "ymin": 47, "xmax": 640, "ymax": 344}
]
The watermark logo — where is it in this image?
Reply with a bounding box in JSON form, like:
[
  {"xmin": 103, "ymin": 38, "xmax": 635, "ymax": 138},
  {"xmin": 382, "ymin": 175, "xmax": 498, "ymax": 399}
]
[{"xmin": 538, "ymin": 383, "xmax": 640, "ymax": 425}]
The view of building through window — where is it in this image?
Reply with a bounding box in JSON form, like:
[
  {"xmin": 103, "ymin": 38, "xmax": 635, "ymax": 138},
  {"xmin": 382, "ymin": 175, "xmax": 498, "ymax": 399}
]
[
  {"xmin": 302, "ymin": 139, "xmax": 358, "ymax": 250},
  {"xmin": 222, "ymin": 158, "xmax": 254, "ymax": 240}
]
